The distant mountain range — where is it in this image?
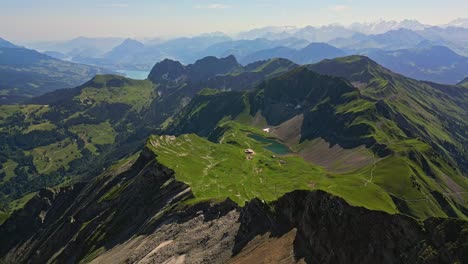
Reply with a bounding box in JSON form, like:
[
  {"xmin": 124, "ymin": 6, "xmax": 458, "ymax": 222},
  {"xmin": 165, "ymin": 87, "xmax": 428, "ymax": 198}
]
[
  {"xmin": 446, "ymin": 18, "xmax": 468, "ymax": 28},
  {"xmin": 330, "ymin": 28, "xmax": 427, "ymax": 50},
  {"xmin": 17, "ymin": 19, "xmax": 468, "ymax": 75},
  {"xmin": 349, "ymin": 19, "xmax": 429, "ymax": 34},
  {"xmin": 27, "ymin": 37, "xmax": 125, "ymax": 57},
  {"xmin": 237, "ymin": 21, "xmax": 468, "ymax": 57},
  {"xmin": 62, "ymin": 37, "xmax": 308, "ymax": 70},
  {"xmin": 240, "ymin": 41, "xmax": 468, "ymax": 84},
  {"xmin": 0, "ymin": 39, "xmax": 111, "ymax": 104},
  {"xmin": 361, "ymin": 46, "xmax": 468, "ymax": 84},
  {"xmin": 240, "ymin": 42, "xmax": 345, "ymax": 65},
  {"xmin": 235, "ymin": 20, "xmax": 428, "ymax": 40},
  {"xmin": 327, "ymin": 26, "xmax": 468, "ymax": 57},
  {"xmin": 236, "ymin": 19, "xmax": 468, "ymax": 40},
  {"xmin": 237, "ymin": 25, "xmax": 357, "ymax": 42}
]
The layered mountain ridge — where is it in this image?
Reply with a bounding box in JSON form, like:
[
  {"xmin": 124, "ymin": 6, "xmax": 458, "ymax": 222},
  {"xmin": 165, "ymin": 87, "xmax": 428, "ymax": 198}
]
[
  {"xmin": 166, "ymin": 58, "xmax": 467, "ymax": 219},
  {"xmin": 0, "ymin": 56, "xmax": 297, "ymax": 213},
  {"xmin": 240, "ymin": 42, "xmax": 346, "ymax": 65},
  {"xmin": 361, "ymin": 45, "xmax": 468, "ymax": 84},
  {"xmin": 0, "ymin": 54, "xmax": 467, "ymax": 263}
]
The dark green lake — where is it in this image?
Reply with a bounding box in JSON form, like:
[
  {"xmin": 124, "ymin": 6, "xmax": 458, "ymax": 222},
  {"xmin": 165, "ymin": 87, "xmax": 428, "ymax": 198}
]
[{"xmin": 248, "ymin": 134, "xmax": 291, "ymax": 155}]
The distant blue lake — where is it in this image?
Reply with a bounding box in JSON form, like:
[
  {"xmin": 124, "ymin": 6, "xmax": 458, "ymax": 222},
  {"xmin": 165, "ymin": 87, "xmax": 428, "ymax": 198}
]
[{"xmin": 116, "ymin": 70, "xmax": 150, "ymax": 80}]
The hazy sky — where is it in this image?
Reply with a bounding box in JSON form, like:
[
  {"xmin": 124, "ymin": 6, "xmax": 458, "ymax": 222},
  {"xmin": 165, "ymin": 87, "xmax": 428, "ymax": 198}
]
[{"xmin": 1, "ymin": 0, "xmax": 467, "ymax": 42}]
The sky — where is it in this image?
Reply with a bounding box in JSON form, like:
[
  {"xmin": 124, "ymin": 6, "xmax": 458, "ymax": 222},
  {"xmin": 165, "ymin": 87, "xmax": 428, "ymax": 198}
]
[{"xmin": 1, "ymin": 0, "xmax": 467, "ymax": 42}]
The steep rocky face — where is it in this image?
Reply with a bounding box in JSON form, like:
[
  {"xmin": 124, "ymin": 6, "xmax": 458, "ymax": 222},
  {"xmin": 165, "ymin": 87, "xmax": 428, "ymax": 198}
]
[
  {"xmin": 237, "ymin": 191, "xmax": 467, "ymax": 263},
  {"xmin": 148, "ymin": 55, "xmax": 242, "ymax": 86},
  {"xmin": 0, "ymin": 148, "xmax": 466, "ymax": 263},
  {"xmin": 148, "ymin": 59, "xmax": 187, "ymax": 85},
  {"xmin": 144, "ymin": 56, "xmax": 297, "ymax": 126},
  {"xmin": 186, "ymin": 55, "xmax": 242, "ymax": 83},
  {"xmin": 0, "ymin": 147, "xmax": 194, "ymax": 263}
]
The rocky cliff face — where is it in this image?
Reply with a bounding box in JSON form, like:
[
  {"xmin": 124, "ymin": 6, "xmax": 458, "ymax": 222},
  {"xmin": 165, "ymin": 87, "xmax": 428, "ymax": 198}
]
[
  {"xmin": 237, "ymin": 191, "xmax": 467, "ymax": 263},
  {"xmin": 148, "ymin": 55, "xmax": 242, "ymax": 86},
  {"xmin": 0, "ymin": 149, "xmax": 466, "ymax": 263}
]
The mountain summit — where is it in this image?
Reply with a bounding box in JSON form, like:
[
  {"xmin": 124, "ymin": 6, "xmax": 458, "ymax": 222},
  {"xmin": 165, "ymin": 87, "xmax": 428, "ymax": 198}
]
[{"xmin": 148, "ymin": 55, "xmax": 242, "ymax": 85}]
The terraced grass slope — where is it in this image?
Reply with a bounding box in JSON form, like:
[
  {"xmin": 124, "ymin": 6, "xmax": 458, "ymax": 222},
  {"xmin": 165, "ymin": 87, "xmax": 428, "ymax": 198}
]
[
  {"xmin": 308, "ymin": 56, "xmax": 468, "ymax": 174},
  {"xmin": 0, "ymin": 47, "xmax": 110, "ymax": 104},
  {"xmin": 0, "ymin": 75, "xmax": 158, "ymax": 215},
  {"xmin": 167, "ymin": 63, "xmax": 467, "ymax": 219}
]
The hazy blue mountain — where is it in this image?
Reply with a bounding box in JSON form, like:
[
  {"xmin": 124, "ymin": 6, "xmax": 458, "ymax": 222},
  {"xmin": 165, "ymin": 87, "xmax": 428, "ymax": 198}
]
[
  {"xmin": 236, "ymin": 21, "xmax": 432, "ymax": 41},
  {"xmin": 349, "ymin": 19, "xmax": 429, "ymax": 34},
  {"xmin": 241, "ymin": 42, "xmax": 346, "ymax": 65},
  {"xmin": 0, "ymin": 47, "xmax": 110, "ymax": 104},
  {"xmin": 103, "ymin": 38, "xmax": 145, "ymax": 60},
  {"xmin": 42, "ymin": 50, "xmax": 68, "ymax": 60},
  {"xmin": 446, "ymin": 18, "xmax": 468, "ymax": 28},
  {"xmin": 69, "ymin": 35, "xmax": 232, "ymax": 70},
  {"xmin": 143, "ymin": 34, "xmax": 233, "ymax": 64},
  {"xmin": 416, "ymin": 26, "xmax": 468, "ymax": 56},
  {"xmin": 292, "ymin": 25, "xmax": 357, "ymax": 42},
  {"xmin": 27, "ymin": 37, "xmax": 124, "ymax": 55},
  {"xmin": 237, "ymin": 25, "xmax": 356, "ymax": 42},
  {"xmin": 201, "ymin": 38, "xmax": 309, "ymax": 60},
  {"xmin": 329, "ymin": 26, "xmax": 468, "ymax": 56},
  {"xmin": 240, "ymin": 46, "xmax": 293, "ymax": 64},
  {"xmin": 0, "ymin": 38, "xmax": 19, "ymax": 48},
  {"xmin": 67, "ymin": 36, "xmax": 310, "ymax": 71},
  {"xmin": 363, "ymin": 45, "xmax": 468, "ymax": 84},
  {"xmin": 330, "ymin": 28, "xmax": 426, "ymax": 50},
  {"xmin": 236, "ymin": 26, "xmax": 298, "ymax": 39}
]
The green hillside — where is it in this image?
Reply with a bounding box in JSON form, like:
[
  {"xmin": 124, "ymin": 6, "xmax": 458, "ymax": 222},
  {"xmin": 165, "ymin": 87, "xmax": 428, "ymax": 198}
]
[
  {"xmin": 166, "ymin": 62, "xmax": 467, "ymax": 219},
  {"xmin": 308, "ymin": 56, "xmax": 468, "ymax": 174},
  {"xmin": 0, "ymin": 57, "xmax": 297, "ymax": 219},
  {"xmin": 0, "ymin": 55, "xmax": 466, "ymax": 222},
  {"xmin": 0, "ymin": 75, "xmax": 157, "ymax": 214},
  {"xmin": 148, "ymin": 123, "xmax": 398, "ymax": 214}
]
